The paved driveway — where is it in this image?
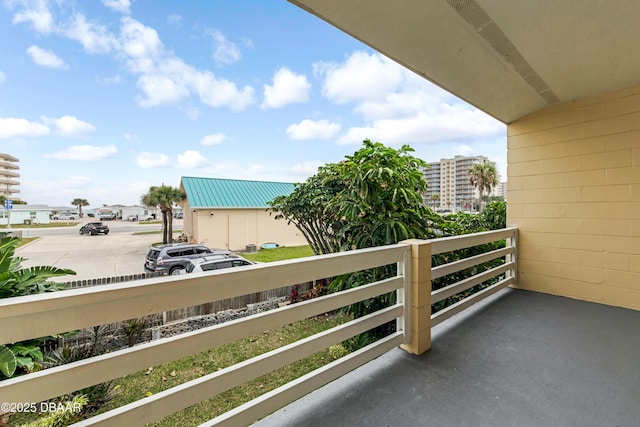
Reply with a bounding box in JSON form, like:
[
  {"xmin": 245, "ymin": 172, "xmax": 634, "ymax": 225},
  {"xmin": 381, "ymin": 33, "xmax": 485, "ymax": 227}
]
[{"xmin": 17, "ymin": 222, "xmax": 164, "ymax": 282}]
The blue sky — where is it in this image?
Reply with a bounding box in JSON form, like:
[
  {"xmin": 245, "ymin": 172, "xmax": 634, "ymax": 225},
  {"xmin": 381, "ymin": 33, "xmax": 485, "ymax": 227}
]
[{"xmin": 0, "ymin": 0, "xmax": 506, "ymax": 207}]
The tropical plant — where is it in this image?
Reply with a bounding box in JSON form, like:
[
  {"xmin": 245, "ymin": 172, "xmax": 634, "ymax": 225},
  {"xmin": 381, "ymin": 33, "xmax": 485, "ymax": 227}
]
[
  {"xmin": 141, "ymin": 185, "xmax": 186, "ymax": 244},
  {"xmin": 0, "ymin": 235, "xmax": 75, "ymax": 379},
  {"xmin": 270, "ymin": 166, "xmax": 344, "ymax": 255},
  {"xmin": 330, "ymin": 141, "xmax": 430, "ymax": 249},
  {"xmin": 270, "ymin": 139, "xmax": 430, "ymax": 254},
  {"xmin": 18, "ymin": 394, "xmax": 88, "ymax": 427},
  {"xmin": 481, "ymin": 200, "xmax": 507, "ymax": 230},
  {"xmin": 71, "ymin": 198, "xmax": 89, "ymax": 218},
  {"xmin": 271, "ymin": 140, "xmax": 431, "ymax": 348},
  {"xmin": 47, "ymin": 340, "xmax": 118, "ymax": 415},
  {"xmin": 468, "ymin": 161, "xmax": 498, "ymax": 212},
  {"xmin": 121, "ymin": 318, "xmax": 148, "ymax": 347}
]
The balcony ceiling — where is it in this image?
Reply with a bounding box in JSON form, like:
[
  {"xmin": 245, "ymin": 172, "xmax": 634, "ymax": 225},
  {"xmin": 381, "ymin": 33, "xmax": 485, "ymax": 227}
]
[{"xmin": 289, "ymin": 0, "xmax": 640, "ymax": 123}]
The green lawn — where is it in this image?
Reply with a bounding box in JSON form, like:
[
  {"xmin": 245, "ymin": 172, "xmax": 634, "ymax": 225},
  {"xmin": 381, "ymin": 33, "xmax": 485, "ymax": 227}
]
[
  {"xmin": 0, "ymin": 222, "xmax": 79, "ymax": 229},
  {"xmin": 9, "ymin": 314, "xmax": 349, "ymax": 426},
  {"xmin": 105, "ymin": 314, "xmax": 348, "ymax": 426},
  {"xmin": 243, "ymin": 245, "xmax": 314, "ymax": 262}
]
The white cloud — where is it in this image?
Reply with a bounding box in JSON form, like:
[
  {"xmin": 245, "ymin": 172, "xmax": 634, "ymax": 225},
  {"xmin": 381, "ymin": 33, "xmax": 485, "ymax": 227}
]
[
  {"xmin": 314, "ymin": 51, "xmax": 404, "ymax": 104},
  {"xmin": 208, "ymin": 29, "xmax": 241, "ymax": 66},
  {"xmin": 0, "ymin": 117, "xmax": 49, "ymax": 138},
  {"xmin": 190, "ymin": 70, "xmax": 255, "ymax": 111},
  {"xmin": 0, "ymin": 71, "xmax": 5, "ymax": 83},
  {"xmin": 63, "ymin": 14, "xmax": 119, "ymax": 54},
  {"xmin": 45, "ymin": 144, "xmax": 117, "ymax": 161},
  {"xmin": 135, "ymin": 74, "xmax": 189, "ymax": 107},
  {"xmin": 286, "ymin": 119, "xmax": 341, "ymax": 141},
  {"xmin": 136, "ymin": 151, "xmax": 170, "ymax": 168},
  {"xmin": 336, "ymin": 108, "xmax": 502, "ymax": 145},
  {"xmin": 41, "ymin": 115, "xmax": 96, "ymax": 137},
  {"xmin": 21, "ymin": 175, "xmax": 92, "ymax": 206},
  {"xmin": 119, "ymin": 17, "xmax": 162, "ymax": 60},
  {"xmin": 26, "ymin": 45, "xmax": 68, "ymax": 69},
  {"xmin": 11, "ymin": 0, "xmax": 54, "ymax": 34},
  {"xmin": 313, "ymin": 50, "xmax": 504, "ymax": 147},
  {"xmin": 262, "ymin": 67, "xmax": 311, "ymax": 109},
  {"xmin": 177, "ymin": 150, "xmax": 208, "ymax": 169},
  {"xmin": 291, "ymin": 160, "xmax": 323, "ymax": 176},
  {"xmin": 101, "ymin": 0, "xmax": 131, "ymax": 14},
  {"xmin": 9, "ymin": 6, "xmax": 256, "ymax": 112},
  {"xmin": 118, "ymin": 18, "xmax": 255, "ymax": 111},
  {"xmin": 200, "ymin": 133, "xmax": 226, "ymax": 146},
  {"xmin": 456, "ymin": 144, "xmax": 475, "ymax": 156}
]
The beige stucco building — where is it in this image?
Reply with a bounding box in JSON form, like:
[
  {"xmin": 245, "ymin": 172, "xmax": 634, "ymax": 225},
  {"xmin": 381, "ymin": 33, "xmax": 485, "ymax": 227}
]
[
  {"xmin": 180, "ymin": 176, "xmax": 307, "ymax": 252},
  {"xmin": 290, "ymin": 0, "xmax": 640, "ymax": 311}
]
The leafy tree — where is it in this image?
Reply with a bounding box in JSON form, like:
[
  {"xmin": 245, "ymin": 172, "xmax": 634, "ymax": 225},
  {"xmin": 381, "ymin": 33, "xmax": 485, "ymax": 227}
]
[
  {"xmin": 141, "ymin": 185, "xmax": 185, "ymax": 244},
  {"xmin": 329, "ymin": 140, "xmax": 430, "ymax": 249},
  {"xmin": 0, "ymin": 235, "xmax": 75, "ymax": 379},
  {"xmin": 270, "ymin": 140, "xmax": 431, "ymax": 347},
  {"xmin": 481, "ymin": 200, "xmax": 507, "ymax": 230},
  {"xmin": 270, "ymin": 139, "xmax": 430, "ymax": 254},
  {"xmin": 71, "ymin": 198, "xmax": 90, "ymax": 217},
  {"xmin": 270, "ymin": 166, "xmax": 344, "ymax": 255},
  {"xmin": 468, "ymin": 161, "xmax": 498, "ymax": 212}
]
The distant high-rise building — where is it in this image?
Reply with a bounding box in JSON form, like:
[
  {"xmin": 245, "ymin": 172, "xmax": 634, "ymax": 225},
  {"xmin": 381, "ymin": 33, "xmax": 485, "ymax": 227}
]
[
  {"xmin": 421, "ymin": 155, "xmax": 498, "ymax": 211},
  {"xmin": 497, "ymin": 181, "xmax": 508, "ymax": 201},
  {"xmin": 0, "ymin": 153, "xmax": 20, "ymax": 201}
]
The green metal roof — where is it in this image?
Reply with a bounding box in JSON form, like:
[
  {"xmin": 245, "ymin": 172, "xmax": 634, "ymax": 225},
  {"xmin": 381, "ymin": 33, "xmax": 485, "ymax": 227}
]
[{"xmin": 181, "ymin": 177, "xmax": 295, "ymax": 208}]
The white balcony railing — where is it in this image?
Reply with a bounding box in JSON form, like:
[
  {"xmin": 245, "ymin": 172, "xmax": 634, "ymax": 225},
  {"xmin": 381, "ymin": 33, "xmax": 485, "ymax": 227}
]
[
  {"xmin": 0, "ymin": 227, "xmax": 517, "ymax": 425},
  {"xmin": 0, "ymin": 244, "xmax": 412, "ymax": 426}
]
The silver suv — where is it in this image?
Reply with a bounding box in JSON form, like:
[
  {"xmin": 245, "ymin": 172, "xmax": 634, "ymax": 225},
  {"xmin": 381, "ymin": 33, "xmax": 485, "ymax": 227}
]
[
  {"xmin": 186, "ymin": 254, "xmax": 254, "ymax": 273},
  {"xmin": 143, "ymin": 243, "xmax": 228, "ymax": 275}
]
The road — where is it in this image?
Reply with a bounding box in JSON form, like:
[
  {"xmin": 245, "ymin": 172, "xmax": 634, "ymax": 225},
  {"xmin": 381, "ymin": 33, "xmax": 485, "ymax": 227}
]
[{"xmin": 16, "ymin": 218, "xmax": 183, "ymax": 282}]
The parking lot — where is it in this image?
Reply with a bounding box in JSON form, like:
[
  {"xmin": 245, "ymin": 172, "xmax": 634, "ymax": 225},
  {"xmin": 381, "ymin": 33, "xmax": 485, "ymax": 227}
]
[{"xmin": 16, "ymin": 220, "xmax": 171, "ymax": 282}]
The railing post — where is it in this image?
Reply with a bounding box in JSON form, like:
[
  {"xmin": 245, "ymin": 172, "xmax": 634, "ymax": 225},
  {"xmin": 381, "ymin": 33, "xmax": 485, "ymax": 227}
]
[
  {"xmin": 504, "ymin": 228, "xmax": 518, "ymax": 285},
  {"xmin": 400, "ymin": 239, "xmax": 432, "ymax": 355}
]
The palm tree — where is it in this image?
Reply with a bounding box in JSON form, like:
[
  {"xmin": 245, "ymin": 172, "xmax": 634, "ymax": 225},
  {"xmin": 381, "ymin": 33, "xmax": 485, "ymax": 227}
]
[
  {"xmin": 430, "ymin": 193, "xmax": 440, "ymax": 209},
  {"xmin": 468, "ymin": 162, "xmax": 498, "ymax": 212},
  {"xmin": 71, "ymin": 198, "xmax": 89, "ymax": 218},
  {"xmin": 141, "ymin": 185, "xmax": 185, "ymax": 244}
]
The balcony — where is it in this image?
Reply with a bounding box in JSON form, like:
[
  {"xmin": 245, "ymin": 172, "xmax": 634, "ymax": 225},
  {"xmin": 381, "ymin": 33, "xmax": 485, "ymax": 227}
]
[
  {"xmin": 257, "ymin": 288, "xmax": 640, "ymax": 427},
  {"xmin": 2, "ymin": 228, "xmax": 638, "ymax": 426}
]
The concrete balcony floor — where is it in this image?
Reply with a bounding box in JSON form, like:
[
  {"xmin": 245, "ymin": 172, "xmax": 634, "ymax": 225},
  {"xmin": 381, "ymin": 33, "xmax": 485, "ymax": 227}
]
[{"xmin": 256, "ymin": 289, "xmax": 640, "ymax": 427}]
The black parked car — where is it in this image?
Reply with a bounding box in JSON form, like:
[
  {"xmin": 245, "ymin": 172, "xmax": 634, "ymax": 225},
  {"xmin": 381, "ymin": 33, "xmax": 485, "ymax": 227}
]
[
  {"xmin": 79, "ymin": 222, "xmax": 110, "ymax": 235},
  {"xmin": 143, "ymin": 243, "xmax": 229, "ymax": 275}
]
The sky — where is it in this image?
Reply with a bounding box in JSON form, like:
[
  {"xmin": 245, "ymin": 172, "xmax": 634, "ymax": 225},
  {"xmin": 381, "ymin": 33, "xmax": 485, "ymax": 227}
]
[{"xmin": 0, "ymin": 0, "xmax": 506, "ymax": 208}]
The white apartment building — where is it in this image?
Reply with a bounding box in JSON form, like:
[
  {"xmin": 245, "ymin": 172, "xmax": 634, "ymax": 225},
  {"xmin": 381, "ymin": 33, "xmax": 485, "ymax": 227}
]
[
  {"xmin": 0, "ymin": 153, "xmax": 20, "ymax": 201},
  {"xmin": 422, "ymin": 155, "xmax": 498, "ymax": 212}
]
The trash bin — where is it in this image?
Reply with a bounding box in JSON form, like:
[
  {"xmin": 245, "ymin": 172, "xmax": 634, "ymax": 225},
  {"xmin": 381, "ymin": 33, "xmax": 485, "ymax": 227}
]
[
  {"xmin": 23, "ymin": 219, "xmax": 31, "ymax": 225},
  {"xmin": 246, "ymin": 244, "xmax": 257, "ymax": 253}
]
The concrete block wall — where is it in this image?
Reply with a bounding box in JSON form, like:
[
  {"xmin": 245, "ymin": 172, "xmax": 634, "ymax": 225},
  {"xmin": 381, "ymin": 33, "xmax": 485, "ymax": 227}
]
[{"xmin": 508, "ymin": 85, "xmax": 640, "ymax": 310}]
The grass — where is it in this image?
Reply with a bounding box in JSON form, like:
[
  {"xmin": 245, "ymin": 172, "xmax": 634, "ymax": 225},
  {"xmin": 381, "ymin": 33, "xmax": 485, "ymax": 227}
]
[
  {"xmin": 243, "ymin": 245, "xmax": 314, "ymax": 262},
  {"xmin": 103, "ymin": 314, "xmax": 348, "ymax": 426},
  {"xmin": 0, "ymin": 222, "xmax": 79, "ymax": 229},
  {"xmin": 10, "ymin": 314, "xmax": 349, "ymax": 426},
  {"xmin": 17, "ymin": 237, "xmax": 38, "ymax": 247}
]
